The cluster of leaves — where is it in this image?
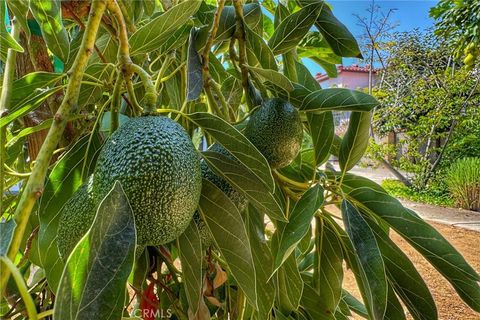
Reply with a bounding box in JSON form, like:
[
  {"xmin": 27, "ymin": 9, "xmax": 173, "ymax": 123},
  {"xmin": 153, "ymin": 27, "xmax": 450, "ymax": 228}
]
[
  {"xmin": 371, "ymin": 29, "xmax": 480, "ymax": 189},
  {"xmin": 381, "ymin": 179, "xmax": 453, "ymax": 208},
  {"xmin": 1, "ymin": 1, "xmax": 480, "ymax": 320},
  {"xmin": 430, "ymin": 0, "xmax": 480, "ymax": 66}
]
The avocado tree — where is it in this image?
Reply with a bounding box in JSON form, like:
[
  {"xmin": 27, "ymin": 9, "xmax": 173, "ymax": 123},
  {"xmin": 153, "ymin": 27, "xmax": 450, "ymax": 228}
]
[{"xmin": 1, "ymin": 1, "xmax": 479, "ymax": 319}]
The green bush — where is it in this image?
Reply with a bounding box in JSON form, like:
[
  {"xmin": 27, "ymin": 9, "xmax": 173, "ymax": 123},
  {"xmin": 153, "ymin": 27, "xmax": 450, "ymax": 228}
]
[
  {"xmin": 381, "ymin": 179, "xmax": 453, "ymax": 207},
  {"xmin": 446, "ymin": 158, "xmax": 480, "ymax": 211}
]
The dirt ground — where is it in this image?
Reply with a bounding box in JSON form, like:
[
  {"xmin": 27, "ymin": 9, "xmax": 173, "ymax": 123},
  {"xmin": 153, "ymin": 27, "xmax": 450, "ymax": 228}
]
[{"xmin": 343, "ymin": 221, "xmax": 480, "ymax": 320}]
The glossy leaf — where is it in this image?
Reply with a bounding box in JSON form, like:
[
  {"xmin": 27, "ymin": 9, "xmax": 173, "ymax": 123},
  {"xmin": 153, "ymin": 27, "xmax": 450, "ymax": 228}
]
[
  {"xmin": 272, "ymin": 185, "xmax": 324, "ymax": 270},
  {"xmin": 0, "ymin": 1, "xmax": 23, "ymax": 61},
  {"xmin": 339, "ymin": 111, "xmax": 371, "ymax": 171},
  {"xmin": 295, "ymin": 60, "xmax": 321, "ymax": 91},
  {"xmin": 36, "ymin": 133, "xmax": 103, "ymax": 292},
  {"xmin": 300, "ymin": 284, "xmax": 335, "ymax": 320},
  {"xmin": 186, "ymin": 112, "xmax": 274, "ymax": 192},
  {"xmin": 54, "ymin": 182, "xmax": 136, "ymax": 319},
  {"xmin": 245, "ymin": 25, "xmax": 278, "ymax": 71},
  {"xmin": 6, "ymin": 0, "xmax": 30, "ymax": 38},
  {"xmin": 340, "ymin": 174, "xmax": 480, "ymax": 312},
  {"xmin": 215, "ymin": 3, "xmax": 262, "ymax": 41},
  {"xmin": 313, "ymin": 219, "xmax": 344, "ymax": 314},
  {"xmin": 342, "ymin": 200, "xmax": 388, "ymax": 320},
  {"xmin": 298, "ymin": 0, "xmax": 362, "ymax": 58},
  {"xmin": 307, "ymin": 112, "xmax": 334, "ymax": 166},
  {"xmin": 202, "ymin": 151, "xmax": 286, "ymax": 222},
  {"xmin": 178, "ymin": 222, "xmax": 204, "ymax": 317},
  {"xmin": 129, "ymin": 1, "xmax": 201, "ymax": 55},
  {"xmin": 342, "ymin": 290, "xmax": 368, "ymax": 318},
  {"xmin": 186, "ymin": 29, "xmax": 203, "ymax": 102},
  {"xmin": 221, "ymin": 76, "xmax": 243, "ymax": 111},
  {"xmin": 198, "ymin": 179, "xmax": 257, "ymax": 309},
  {"xmin": 276, "ymin": 254, "xmax": 303, "ymax": 314},
  {"xmin": 268, "ymin": 4, "xmax": 321, "ymax": 55},
  {"xmin": 246, "ymin": 206, "xmax": 275, "ymax": 319},
  {"xmin": 301, "ymin": 88, "xmax": 379, "ymax": 112},
  {"xmin": 246, "ymin": 66, "xmax": 294, "ymax": 92},
  {"xmin": 30, "ymin": 0, "xmax": 70, "ymax": 61}
]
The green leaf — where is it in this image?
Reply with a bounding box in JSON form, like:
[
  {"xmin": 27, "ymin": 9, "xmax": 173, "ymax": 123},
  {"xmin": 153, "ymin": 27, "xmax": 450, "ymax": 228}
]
[
  {"xmin": 298, "ymin": 0, "xmax": 362, "ymax": 58},
  {"xmin": 272, "ymin": 185, "xmax": 324, "ymax": 270},
  {"xmin": 313, "ymin": 219, "xmax": 344, "ymax": 315},
  {"xmin": 202, "ymin": 151, "xmax": 286, "ymax": 222},
  {"xmin": 198, "ymin": 179, "xmax": 257, "ymax": 309},
  {"xmin": 246, "ymin": 206, "xmax": 275, "ymax": 319},
  {"xmin": 245, "ymin": 25, "xmax": 278, "ymax": 71},
  {"xmin": 342, "ymin": 290, "xmax": 368, "ymax": 318},
  {"xmin": 295, "ymin": 60, "xmax": 321, "ymax": 91},
  {"xmin": 178, "ymin": 221, "xmax": 204, "ymax": 317},
  {"xmin": 339, "ymin": 111, "xmax": 371, "ymax": 171},
  {"xmin": 159, "ymin": 24, "xmax": 192, "ymax": 55},
  {"xmin": 340, "ymin": 174, "xmax": 480, "ymax": 312},
  {"xmin": 365, "ymin": 217, "xmax": 437, "ymax": 320},
  {"xmin": 30, "ymin": 0, "xmax": 70, "ymax": 62},
  {"xmin": 301, "ymin": 88, "xmax": 379, "ymax": 112},
  {"xmin": 300, "ymin": 284, "xmax": 335, "ymax": 320},
  {"xmin": 275, "ymin": 254, "xmax": 303, "ymax": 314},
  {"xmin": 341, "ymin": 200, "xmax": 388, "ymax": 320},
  {"xmin": 385, "ymin": 284, "xmax": 407, "ymax": 320},
  {"xmin": 78, "ymin": 63, "xmax": 115, "ymax": 107},
  {"xmin": 307, "ymin": 112, "xmax": 334, "ymax": 166},
  {"xmin": 221, "ymin": 76, "xmax": 243, "ymax": 111},
  {"xmin": 186, "ymin": 29, "xmax": 203, "ymax": 102},
  {"xmin": 6, "ymin": 0, "xmax": 30, "ymax": 38},
  {"xmin": 246, "ymin": 66, "xmax": 294, "ymax": 92},
  {"xmin": 186, "ymin": 112, "xmax": 274, "ymax": 192},
  {"xmin": 36, "ymin": 133, "xmax": 103, "ymax": 292},
  {"xmin": 54, "ymin": 182, "xmax": 136, "ymax": 320},
  {"xmin": 0, "ymin": 220, "xmax": 16, "ymax": 256},
  {"xmin": 0, "ymin": 86, "xmax": 63, "ymax": 129},
  {"xmin": 129, "ymin": 0, "xmax": 202, "ymax": 55},
  {"xmin": 0, "ymin": 1, "xmax": 23, "ymax": 61},
  {"xmin": 268, "ymin": 4, "xmax": 321, "ymax": 55},
  {"xmin": 215, "ymin": 3, "xmax": 262, "ymax": 41}
]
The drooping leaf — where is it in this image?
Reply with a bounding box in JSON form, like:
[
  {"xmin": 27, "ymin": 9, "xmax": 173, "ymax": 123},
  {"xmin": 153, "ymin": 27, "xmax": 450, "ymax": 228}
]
[
  {"xmin": 6, "ymin": 0, "xmax": 30, "ymax": 38},
  {"xmin": 221, "ymin": 76, "xmax": 243, "ymax": 111},
  {"xmin": 54, "ymin": 182, "xmax": 136, "ymax": 320},
  {"xmin": 159, "ymin": 24, "xmax": 193, "ymax": 55},
  {"xmin": 297, "ymin": 0, "xmax": 362, "ymax": 58},
  {"xmin": 301, "ymin": 89, "xmax": 379, "ymax": 112},
  {"xmin": 246, "ymin": 66, "xmax": 294, "ymax": 92},
  {"xmin": 340, "ymin": 174, "xmax": 480, "ymax": 312},
  {"xmin": 215, "ymin": 3, "xmax": 262, "ymax": 41},
  {"xmin": 276, "ymin": 254, "xmax": 304, "ymax": 314},
  {"xmin": 78, "ymin": 63, "xmax": 115, "ymax": 107},
  {"xmin": 178, "ymin": 222, "xmax": 204, "ymax": 317},
  {"xmin": 268, "ymin": 4, "xmax": 321, "ymax": 55},
  {"xmin": 36, "ymin": 133, "xmax": 103, "ymax": 292},
  {"xmin": 300, "ymin": 284, "xmax": 335, "ymax": 320},
  {"xmin": 384, "ymin": 283, "xmax": 407, "ymax": 320},
  {"xmin": 202, "ymin": 151, "xmax": 286, "ymax": 222},
  {"xmin": 341, "ymin": 200, "xmax": 388, "ymax": 320},
  {"xmin": 313, "ymin": 219, "xmax": 344, "ymax": 315},
  {"xmin": 30, "ymin": 0, "xmax": 70, "ymax": 61},
  {"xmin": 186, "ymin": 29, "xmax": 203, "ymax": 102},
  {"xmin": 0, "ymin": 1, "xmax": 23, "ymax": 61},
  {"xmin": 339, "ymin": 111, "xmax": 371, "ymax": 171},
  {"xmin": 246, "ymin": 205, "xmax": 275, "ymax": 319},
  {"xmin": 272, "ymin": 185, "xmax": 324, "ymax": 270},
  {"xmin": 342, "ymin": 290, "xmax": 368, "ymax": 318},
  {"xmin": 295, "ymin": 60, "xmax": 321, "ymax": 91},
  {"xmin": 186, "ymin": 112, "xmax": 274, "ymax": 192},
  {"xmin": 198, "ymin": 179, "xmax": 257, "ymax": 309},
  {"xmin": 307, "ymin": 112, "xmax": 334, "ymax": 166},
  {"xmin": 129, "ymin": 0, "xmax": 202, "ymax": 55},
  {"xmin": 245, "ymin": 25, "xmax": 278, "ymax": 71}
]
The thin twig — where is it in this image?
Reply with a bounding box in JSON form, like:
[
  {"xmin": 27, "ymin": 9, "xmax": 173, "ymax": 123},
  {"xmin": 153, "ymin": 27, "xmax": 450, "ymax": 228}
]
[
  {"xmin": 233, "ymin": 0, "xmax": 250, "ymax": 107},
  {"xmin": 202, "ymin": 0, "xmax": 226, "ymax": 88}
]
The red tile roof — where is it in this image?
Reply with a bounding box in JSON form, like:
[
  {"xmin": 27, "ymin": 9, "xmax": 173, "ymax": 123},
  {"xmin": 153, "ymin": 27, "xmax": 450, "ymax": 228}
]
[{"xmin": 315, "ymin": 64, "xmax": 378, "ymax": 81}]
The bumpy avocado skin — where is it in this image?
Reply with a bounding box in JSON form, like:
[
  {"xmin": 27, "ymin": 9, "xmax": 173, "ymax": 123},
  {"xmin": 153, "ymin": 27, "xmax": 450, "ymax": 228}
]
[
  {"xmin": 93, "ymin": 116, "xmax": 202, "ymax": 246},
  {"xmin": 245, "ymin": 98, "xmax": 303, "ymax": 169},
  {"xmin": 57, "ymin": 176, "xmax": 96, "ymax": 261},
  {"xmin": 201, "ymin": 143, "xmax": 248, "ymax": 212}
]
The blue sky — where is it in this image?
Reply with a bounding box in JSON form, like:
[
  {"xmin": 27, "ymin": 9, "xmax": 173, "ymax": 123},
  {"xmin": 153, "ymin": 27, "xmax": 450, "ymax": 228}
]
[{"xmin": 305, "ymin": 0, "xmax": 438, "ymax": 75}]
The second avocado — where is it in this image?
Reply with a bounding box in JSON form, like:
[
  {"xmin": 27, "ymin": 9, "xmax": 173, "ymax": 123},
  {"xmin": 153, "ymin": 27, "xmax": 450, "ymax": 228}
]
[{"xmin": 245, "ymin": 98, "xmax": 303, "ymax": 169}]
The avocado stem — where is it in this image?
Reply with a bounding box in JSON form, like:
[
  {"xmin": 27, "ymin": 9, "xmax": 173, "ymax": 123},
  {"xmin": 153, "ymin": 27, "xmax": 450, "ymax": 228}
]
[
  {"xmin": 0, "ymin": 0, "xmax": 108, "ymax": 292},
  {"xmin": 130, "ymin": 64, "xmax": 158, "ymax": 113}
]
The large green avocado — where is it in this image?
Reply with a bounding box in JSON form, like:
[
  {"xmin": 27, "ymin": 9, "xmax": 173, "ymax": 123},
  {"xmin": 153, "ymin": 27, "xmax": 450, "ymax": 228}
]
[
  {"xmin": 201, "ymin": 143, "xmax": 248, "ymax": 212},
  {"xmin": 245, "ymin": 98, "xmax": 303, "ymax": 169},
  {"xmin": 93, "ymin": 116, "xmax": 202, "ymax": 246},
  {"xmin": 57, "ymin": 176, "xmax": 96, "ymax": 261}
]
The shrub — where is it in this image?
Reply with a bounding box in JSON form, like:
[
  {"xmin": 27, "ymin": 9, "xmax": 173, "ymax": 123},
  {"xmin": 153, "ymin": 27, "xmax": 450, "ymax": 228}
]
[
  {"xmin": 382, "ymin": 179, "xmax": 453, "ymax": 207},
  {"xmin": 446, "ymin": 158, "xmax": 480, "ymax": 211}
]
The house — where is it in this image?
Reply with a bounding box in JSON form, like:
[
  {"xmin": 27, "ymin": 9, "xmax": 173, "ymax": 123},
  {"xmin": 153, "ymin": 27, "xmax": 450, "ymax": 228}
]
[{"xmin": 315, "ymin": 65, "xmax": 379, "ymax": 135}]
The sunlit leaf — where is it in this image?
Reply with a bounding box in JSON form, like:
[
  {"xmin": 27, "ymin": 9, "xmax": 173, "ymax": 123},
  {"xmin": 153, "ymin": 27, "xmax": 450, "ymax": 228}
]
[{"xmin": 339, "ymin": 112, "xmax": 371, "ymax": 171}]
